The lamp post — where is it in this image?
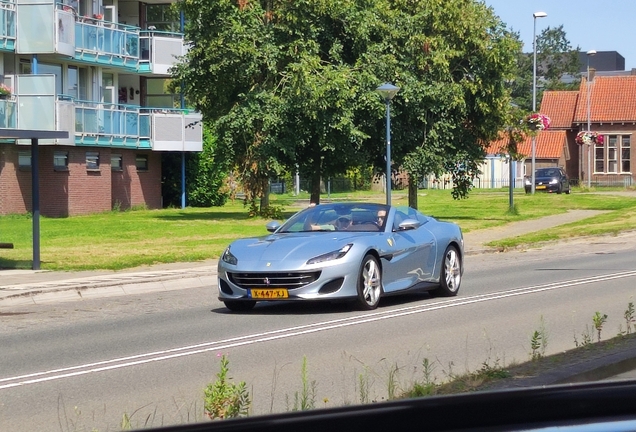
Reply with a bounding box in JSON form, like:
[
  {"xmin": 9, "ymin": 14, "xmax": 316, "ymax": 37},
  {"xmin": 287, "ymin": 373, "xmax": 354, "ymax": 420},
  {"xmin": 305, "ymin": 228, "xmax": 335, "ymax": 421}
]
[
  {"xmin": 586, "ymin": 50, "xmax": 596, "ymax": 188},
  {"xmin": 531, "ymin": 11, "xmax": 547, "ymax": 194},
  {"xmin": 376, "ymin": 83, "xmax": 400, "ymax": 206}
]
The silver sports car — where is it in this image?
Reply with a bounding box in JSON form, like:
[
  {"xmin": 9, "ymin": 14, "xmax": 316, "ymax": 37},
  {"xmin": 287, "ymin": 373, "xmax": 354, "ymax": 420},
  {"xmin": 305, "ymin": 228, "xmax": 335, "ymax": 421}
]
[{"xmin": 217, "ymin": 202, "xmax": 464, "ymax": 312}]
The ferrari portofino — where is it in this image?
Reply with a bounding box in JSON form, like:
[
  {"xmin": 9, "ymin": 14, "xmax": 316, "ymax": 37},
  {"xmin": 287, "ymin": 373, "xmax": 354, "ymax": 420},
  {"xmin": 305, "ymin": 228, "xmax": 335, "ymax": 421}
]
[{"xmin": 217, "ymin": 203, "xmax": 464, "ymax": 311}]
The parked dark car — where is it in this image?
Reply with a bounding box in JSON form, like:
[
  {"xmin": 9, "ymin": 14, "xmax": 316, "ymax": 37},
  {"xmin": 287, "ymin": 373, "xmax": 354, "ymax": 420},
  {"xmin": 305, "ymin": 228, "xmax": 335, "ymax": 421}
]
[{"xmin": 524, "ymin": 167, "xmax": 571, "ymax": 194}]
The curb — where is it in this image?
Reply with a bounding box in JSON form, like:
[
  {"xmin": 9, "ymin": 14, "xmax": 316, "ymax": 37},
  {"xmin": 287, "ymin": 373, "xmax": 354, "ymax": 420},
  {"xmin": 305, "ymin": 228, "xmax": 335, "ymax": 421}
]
[{"xmin": 0, "ymin": 269, "xmax": 217, "ymax": 306}]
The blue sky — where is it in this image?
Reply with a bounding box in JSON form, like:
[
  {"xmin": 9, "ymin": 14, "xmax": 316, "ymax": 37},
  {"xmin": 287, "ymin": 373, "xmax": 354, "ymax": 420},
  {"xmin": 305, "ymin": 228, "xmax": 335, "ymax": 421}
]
[{"xmin": 482, "ymin": 0, "xmax": 636, "ymax": 70}]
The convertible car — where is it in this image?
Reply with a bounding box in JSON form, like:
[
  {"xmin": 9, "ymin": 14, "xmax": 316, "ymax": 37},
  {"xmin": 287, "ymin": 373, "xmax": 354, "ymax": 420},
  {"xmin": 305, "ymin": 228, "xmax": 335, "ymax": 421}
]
[{"xmin": 217, "ymin": 202, "xmax": 464, "ymax": 312}]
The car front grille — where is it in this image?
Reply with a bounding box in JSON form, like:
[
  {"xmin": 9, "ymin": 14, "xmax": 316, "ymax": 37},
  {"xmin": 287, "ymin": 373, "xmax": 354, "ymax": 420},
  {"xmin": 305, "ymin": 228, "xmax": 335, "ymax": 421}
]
[{"xmin": 228, "ymin": 271, "xmax": 322, "ymax": 290}]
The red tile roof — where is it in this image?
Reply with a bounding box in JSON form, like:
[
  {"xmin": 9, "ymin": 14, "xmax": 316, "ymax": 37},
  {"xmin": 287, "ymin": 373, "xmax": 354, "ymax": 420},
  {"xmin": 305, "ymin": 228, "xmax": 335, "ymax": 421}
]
[
  {"xmin": 573, "ymin": 75, "xmax": 636, "ymax": 123},
  {"xmin": 540, "ymin": 91, "xmax": 579, "ymax": 128},
  {"xmin": 486, "ymin": 130, "xmax": 567, "ymax": 159}
]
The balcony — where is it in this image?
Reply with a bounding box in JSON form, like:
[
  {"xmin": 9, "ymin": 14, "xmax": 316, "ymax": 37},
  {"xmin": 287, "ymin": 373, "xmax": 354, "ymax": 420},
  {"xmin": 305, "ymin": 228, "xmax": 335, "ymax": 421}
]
[
  {"xmin": 13, "ymin": 3, "xmax": 183, "ymax": 74},
  {"xmin": 3, "ymin": 74, "xmax": 202, "ymax": 150},
  {"xmin": 74, "ymin": 18, "xmax": 140, "ymax": 70},
  {"xmin": 74, "ymin": 100, "xmax": 151, "ymax": 148},
  {"xmin": 139, "ymin": 30, "xmax": 185, "ymax": 75}
]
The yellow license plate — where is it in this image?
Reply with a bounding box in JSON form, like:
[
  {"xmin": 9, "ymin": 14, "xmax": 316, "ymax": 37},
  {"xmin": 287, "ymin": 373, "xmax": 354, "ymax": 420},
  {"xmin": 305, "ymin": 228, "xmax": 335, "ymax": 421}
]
[
  {"xmin": 250, "ymin": 288, "xmax": 289, "ymax": 299},
  {"xmin": 536, "ymin": 185, "xmax": 547, "ymax": 189}
]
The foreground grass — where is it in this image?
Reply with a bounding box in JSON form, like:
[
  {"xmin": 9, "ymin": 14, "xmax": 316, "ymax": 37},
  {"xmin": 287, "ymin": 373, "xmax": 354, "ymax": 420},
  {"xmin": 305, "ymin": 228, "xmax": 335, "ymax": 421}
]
[{"xmin": 1, "ymin": 187, "xmax": 635, "ymax": 270}]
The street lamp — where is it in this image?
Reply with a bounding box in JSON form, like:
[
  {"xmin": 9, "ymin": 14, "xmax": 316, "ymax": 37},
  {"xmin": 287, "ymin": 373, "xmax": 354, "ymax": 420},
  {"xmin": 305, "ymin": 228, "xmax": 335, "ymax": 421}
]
[
  {"xmin": 376, "ymin": 82, "xmax": 400, "ymax": 206},
  {"xmin": 586, "ymin": 49, "xmax": 596, "ymax": 188},
  {"xmin": 531, "ymin": 11, "xmax": 547, "ymax": 194}
]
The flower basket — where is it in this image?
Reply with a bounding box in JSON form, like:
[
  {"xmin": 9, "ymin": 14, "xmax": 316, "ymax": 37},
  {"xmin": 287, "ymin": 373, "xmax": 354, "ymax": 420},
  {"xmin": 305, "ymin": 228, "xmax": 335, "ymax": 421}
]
[
  {"xmin": 0, "ymin": 83, "xmax": 12, "ymax": 99},
  {"xmin": 575, "ymin": 131, "xmax": 604, "ymax": 145},
  {"xmin": 523, "ymin": 113, "xmax": 551, "ymax": 131}
]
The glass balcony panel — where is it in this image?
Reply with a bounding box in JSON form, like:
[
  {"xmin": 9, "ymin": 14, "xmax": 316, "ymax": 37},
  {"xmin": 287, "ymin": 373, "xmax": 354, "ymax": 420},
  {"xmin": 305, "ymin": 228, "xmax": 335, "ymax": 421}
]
[
  {"xmin": 16, "ymin": 4, "xmax": 54, "ymax": 53},
  {"xmin": 16, "ymin": 75, "xmax": 55, "ymax": 131},
  {"xmin": 124, "ymin": 111, "xmax": 138, "ymax": 135},
  {"xmin": 75, "ymin": 21, "xmax": 138, "ymax": 59},
  {"xmin": 74, "ymin": 101, "xmax": 143, "ymax": 144},
  {"xmin": 0, "ymin": 3, "xmax": 16, "ymax": 41},
  {"xmin": 139, "ymin": 113, "xmax": 150, "ymax": 138},
  {"xmin": 18, "ymin": 74, "xmax": 55, "ymax": 95},
  {"xmin": 0, "ymin": 99, "xmax": 17, "ymax": 128}
]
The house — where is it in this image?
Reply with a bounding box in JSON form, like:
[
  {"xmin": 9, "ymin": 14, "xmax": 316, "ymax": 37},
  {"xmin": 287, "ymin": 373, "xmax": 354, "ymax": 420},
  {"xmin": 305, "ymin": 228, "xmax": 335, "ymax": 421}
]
[
  {"xmin": 480, "ymin": 130, "xmax": 569, "ymax": 189},
  {"xmin": 484, "ymin": 74, "xmax": 636, "ymax": 188},
  {"xmin": 572, "ymin": 74, "xmax": 634, "ymax": 186},
  {"xmin": 0, "ymin": 0, "xmax": 202, "ymax": 217}
]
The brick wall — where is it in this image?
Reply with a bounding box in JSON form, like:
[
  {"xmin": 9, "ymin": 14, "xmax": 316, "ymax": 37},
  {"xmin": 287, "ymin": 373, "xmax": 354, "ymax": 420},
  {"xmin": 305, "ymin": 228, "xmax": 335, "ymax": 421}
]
[
  {"xmin": 38, "ymin": 146, "xmax": 113, "ymax": 217},
  {"xmin": 0, "ymin": 144, "xmax": 31, "ymax": 214},
  {"xmin": 1, "ymin": 144, "xmax": 162, "ymax": 216},
  {"xmin": 111, "ymin": 150, "xmax": 161, "ymax": 210}
]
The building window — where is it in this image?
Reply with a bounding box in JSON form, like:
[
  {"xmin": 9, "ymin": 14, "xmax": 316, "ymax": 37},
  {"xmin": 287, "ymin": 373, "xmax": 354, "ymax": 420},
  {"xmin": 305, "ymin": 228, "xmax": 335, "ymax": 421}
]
[
  {"xmin": 607, "ymin": 137, "xmax": 618, "ymax": 173},
  {"xmin": 86, "ymin": 151, "xmax": 99, "ymax": 170},
  {"xmin": 622, "ymin": 136, "xmax": 631, "ymax": 173},
  {"xmin": 594, "ymin": 135, "xmax": 631, "ymax": 174},
  {"xmin": 54, "ymin": 151, "xmax": 69, "ymax": 170},
  {"xmin": 595, "ymin": 142, "xmax": 604, "ymax": 173},
  {"xmin": 18, "ymin": 151, "xmax": 31, "ymax": 169},
  {"xmin": 111, "ymin": 154, "xmax": 122, "ymax": 171},
  {"xmin": 145, "ymin": 4, "xmax": 181, "ymax": 32},
  {"xmin": 135, "ymin": 154, "xmax": 148, "ymax": 171}
]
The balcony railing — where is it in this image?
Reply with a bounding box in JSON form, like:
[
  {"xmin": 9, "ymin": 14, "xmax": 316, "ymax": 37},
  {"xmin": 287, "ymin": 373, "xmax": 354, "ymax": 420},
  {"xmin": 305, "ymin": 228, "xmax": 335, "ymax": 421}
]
[
  {"xmin": 74, "ymin": 100, "xmax": 150, "ymax": 146},
  {"xmin": 75, "ymin": 20, "xmax": 138, "ymax": 56},
  {"xmin": 143, "ymin": 108, "xmax": 202, "ymax": 151}
]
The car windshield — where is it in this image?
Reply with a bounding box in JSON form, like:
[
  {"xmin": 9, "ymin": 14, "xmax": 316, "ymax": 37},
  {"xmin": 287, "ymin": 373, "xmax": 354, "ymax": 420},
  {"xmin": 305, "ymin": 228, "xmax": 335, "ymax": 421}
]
[
  {"xmin": 537, "ymin": 168, "xmax": 559, "ymax": 177},
  {"xmin": 277, "ymin": 203, "xmax": 390, "ymax": 233}
]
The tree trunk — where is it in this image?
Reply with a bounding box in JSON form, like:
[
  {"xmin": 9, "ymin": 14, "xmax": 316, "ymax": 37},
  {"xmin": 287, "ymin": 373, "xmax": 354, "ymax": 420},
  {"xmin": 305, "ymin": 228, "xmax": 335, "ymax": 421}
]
[
  {"xmin": 408, "ymin": 174, "xmax": 418, "ymax": 210},
  {"xmin": 259, "ymin": 177, "xmax": 270, "ymax": 212},
  {"xmin": 309, "ymin": 157, "xmax": 322, "ymax": 204}
]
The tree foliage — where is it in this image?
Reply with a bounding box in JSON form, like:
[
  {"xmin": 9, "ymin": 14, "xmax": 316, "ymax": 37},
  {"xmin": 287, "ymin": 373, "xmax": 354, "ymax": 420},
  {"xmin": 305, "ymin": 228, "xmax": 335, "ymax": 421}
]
[
  {"xmin": 509, "ymin": 25, "xmax": 580, "ymax": 111},
  {"xmin": 161, "ymin": 124, "xmax": 230, "ymax": 208},
  {"xmin": 173, "ymin": 0, "xmax": 521, "ymax": 206}
]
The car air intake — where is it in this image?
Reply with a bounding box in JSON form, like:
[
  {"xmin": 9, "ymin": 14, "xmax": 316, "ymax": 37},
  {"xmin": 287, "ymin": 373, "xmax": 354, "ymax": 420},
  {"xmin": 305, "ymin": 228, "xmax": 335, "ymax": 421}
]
[{"xmin": 228, "ymin": 271, "xmax": 321, "ymax": 290}]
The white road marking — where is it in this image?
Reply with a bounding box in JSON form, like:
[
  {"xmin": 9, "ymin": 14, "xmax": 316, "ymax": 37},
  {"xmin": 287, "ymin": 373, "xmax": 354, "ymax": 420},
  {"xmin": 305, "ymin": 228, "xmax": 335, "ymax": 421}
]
[{"xmin": 2, "ymin": 270, "xmax": 635, "ymax": 390}]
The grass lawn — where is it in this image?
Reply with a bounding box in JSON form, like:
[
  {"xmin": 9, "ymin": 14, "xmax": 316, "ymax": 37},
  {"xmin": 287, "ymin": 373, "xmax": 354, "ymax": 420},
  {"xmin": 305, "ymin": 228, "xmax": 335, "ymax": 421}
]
[{"xmin": 1, "ymin": 187, "xmax": 635, "ymax": 271}]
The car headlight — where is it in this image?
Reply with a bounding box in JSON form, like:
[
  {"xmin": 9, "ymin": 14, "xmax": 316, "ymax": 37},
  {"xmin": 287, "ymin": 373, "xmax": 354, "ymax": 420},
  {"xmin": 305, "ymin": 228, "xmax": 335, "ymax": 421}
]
[
  {"xmin": 549, "ymin": 178, "xmax": 558, "ymax": 184},
  {"xmin": 221, "ymin": 247, "xmax": 238, "ymax": 265},
  {"xmin": 307, "ymin": 244, "xmax": 352, "ymax": 265}
]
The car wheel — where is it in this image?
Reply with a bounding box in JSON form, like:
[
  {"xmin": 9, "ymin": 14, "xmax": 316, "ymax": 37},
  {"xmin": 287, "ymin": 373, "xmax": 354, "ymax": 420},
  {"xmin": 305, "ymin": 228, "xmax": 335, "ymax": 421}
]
[
  {"xmin": 556, "ymin": 184, "xmax": 563, "ymax": 194},
  {"xmin": 432, "ymin": 246, "xmax": 462, "ymax": 297},
  {"xmin": 223, "ymin": 300, "xmax": 256, "ymax": 312},
  {"xmin": 565, "ymin": 186, "xmax": 571, "ymax": 195},
  {"xmin": 355, "ymin": 254, "xmax": 382, "ymax": 310}
]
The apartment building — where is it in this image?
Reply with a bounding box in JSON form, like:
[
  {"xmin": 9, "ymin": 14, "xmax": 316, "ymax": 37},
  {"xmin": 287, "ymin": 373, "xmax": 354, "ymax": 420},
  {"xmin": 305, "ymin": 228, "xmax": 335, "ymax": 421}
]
[{"xmin": 0, "ymin": 0, "xmax": 202, "ymax": 217}]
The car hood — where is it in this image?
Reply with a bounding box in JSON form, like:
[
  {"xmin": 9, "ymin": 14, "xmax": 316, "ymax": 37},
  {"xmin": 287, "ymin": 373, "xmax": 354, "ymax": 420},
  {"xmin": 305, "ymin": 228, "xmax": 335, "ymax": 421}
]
[
  {"xmin": 226, "ymin": 232, "xmax": 376, "ymax": 267},
  {"xmin": 535, "ymin": 175, "xmax": 558, "ymax": 183}
]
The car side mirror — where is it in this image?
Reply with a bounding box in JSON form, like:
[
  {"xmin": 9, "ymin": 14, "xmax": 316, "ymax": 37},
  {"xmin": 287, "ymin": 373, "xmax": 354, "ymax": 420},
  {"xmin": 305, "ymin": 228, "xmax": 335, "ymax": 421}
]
[
  {"xmin": 266, "ymin": 221, "xmax": 281, "ymax": 233},
  {"xmin": 397, "ymin": 219, "xmax": 420, "ymax": 231}
]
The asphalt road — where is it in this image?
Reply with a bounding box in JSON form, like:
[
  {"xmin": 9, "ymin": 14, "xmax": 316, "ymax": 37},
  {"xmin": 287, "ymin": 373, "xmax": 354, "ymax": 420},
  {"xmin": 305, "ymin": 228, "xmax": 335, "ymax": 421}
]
[{"xmin": 1, "ymin": 237, "xmax": 636, "ymax": 431}]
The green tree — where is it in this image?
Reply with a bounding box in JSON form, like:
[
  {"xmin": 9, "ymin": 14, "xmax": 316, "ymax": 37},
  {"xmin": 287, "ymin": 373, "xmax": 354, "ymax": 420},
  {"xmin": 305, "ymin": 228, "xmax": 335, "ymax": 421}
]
[
  {"xmin": 174, "ymin": 0, "xmax": 521, "ymax": 206},
  {"xmin": 187, "ymin": 126, "xmax": 230, "ymax": 207},
  {"xmin": 509, "ymin": 25, "xmax": 581, "ymax": 111},
  {"xmin": 359, "ymin": 0, "xmax": 520, "ymax": 205},
  {"xmin": 161, "ymin": 124, "xmax": 230, "ymax": 208}
]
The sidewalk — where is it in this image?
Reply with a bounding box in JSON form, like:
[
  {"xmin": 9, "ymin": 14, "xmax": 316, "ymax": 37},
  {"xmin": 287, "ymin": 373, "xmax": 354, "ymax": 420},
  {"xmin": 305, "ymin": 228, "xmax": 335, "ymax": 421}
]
[
  {"xmin": 0, "ymin": 209, "xmax": 611, "ymax": 306},
  {"xmin": 1, "ymin": 208, "xmax": 636, "ymax": 385}
]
